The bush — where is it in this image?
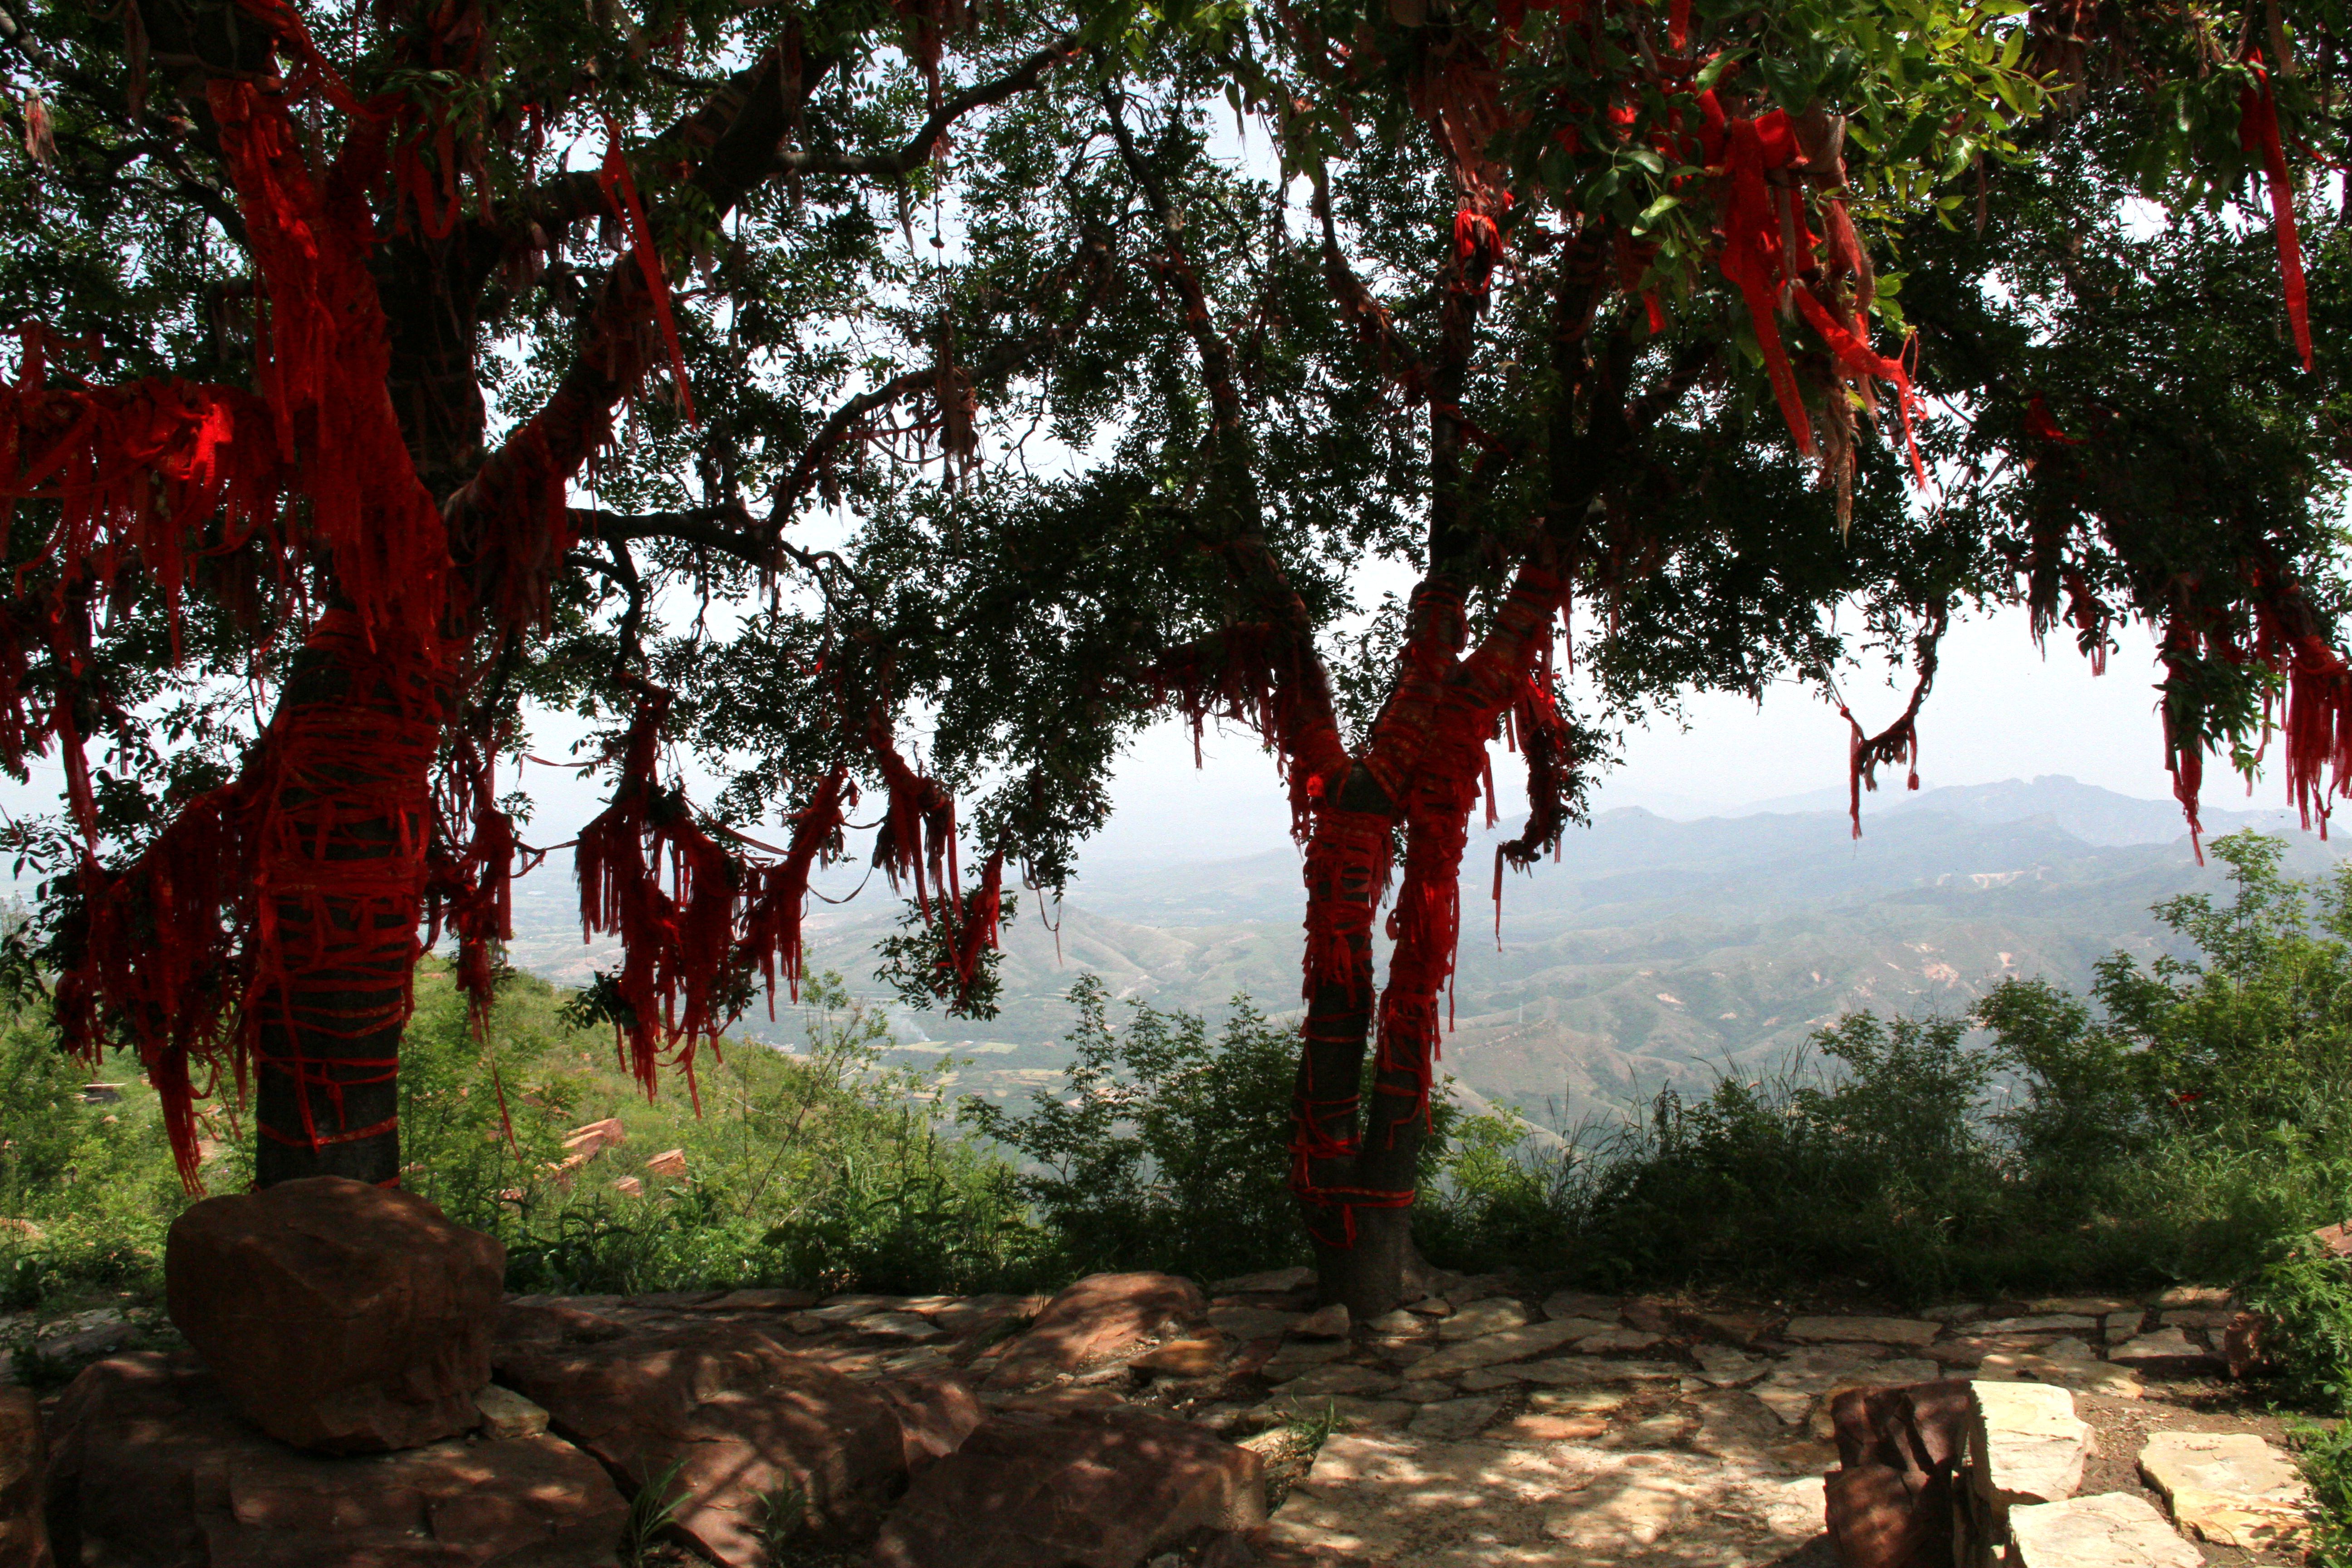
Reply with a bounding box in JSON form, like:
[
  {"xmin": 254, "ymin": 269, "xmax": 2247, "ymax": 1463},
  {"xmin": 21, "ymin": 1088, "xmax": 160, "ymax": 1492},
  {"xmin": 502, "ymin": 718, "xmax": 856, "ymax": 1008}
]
[
  {"xmin": 958, "ymin": 976, "xmax": 1308, "ymax": 1284},
  {"xmin": 1430, "ymin": 829, "xmax": 2352, "ymax": 1309}
]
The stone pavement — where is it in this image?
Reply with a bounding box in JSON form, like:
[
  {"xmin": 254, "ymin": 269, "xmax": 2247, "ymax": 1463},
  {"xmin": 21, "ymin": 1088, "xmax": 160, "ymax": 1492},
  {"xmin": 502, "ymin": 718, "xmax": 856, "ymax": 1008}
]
[{"xmin": 9, "ymin": 1269, "xmax": 2313, "ymax": 1566}]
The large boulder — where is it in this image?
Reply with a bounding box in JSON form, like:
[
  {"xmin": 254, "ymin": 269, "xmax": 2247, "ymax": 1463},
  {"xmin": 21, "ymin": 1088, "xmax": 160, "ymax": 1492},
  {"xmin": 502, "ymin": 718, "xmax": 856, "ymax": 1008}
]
[
  {"xmin": 166, "ymin": 1175, "xmax": 505, "ymax": 1453},
  {"xmin": 42, "ymin": 1352, "xmax": 627, "ymax": 1567},
  {"xmin": 984, "ymin": 1272, "xmax": 1206, "ymax": 1389},
  {"xmin": 1822, "ymin": 1379, "xmax": 1972, "ymax": 1568},
  {"xmin": 1, "ymin": 1387, "xmax": 53, "ymax": 1568},
  {"xmin": 493, "ymin": 1318, "xmax": 955, "ymax": 1564},
  {"xmin": 872, "ymin": 1407, "xmax": 1267, "ymax": 1568}
]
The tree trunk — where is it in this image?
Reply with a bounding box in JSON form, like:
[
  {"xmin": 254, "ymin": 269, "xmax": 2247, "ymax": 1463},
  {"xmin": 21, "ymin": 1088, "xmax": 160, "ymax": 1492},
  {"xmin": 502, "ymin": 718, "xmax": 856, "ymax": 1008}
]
[{"xmin": 249, "ymin": 617, "xmax": 447, "ymax": 1187}]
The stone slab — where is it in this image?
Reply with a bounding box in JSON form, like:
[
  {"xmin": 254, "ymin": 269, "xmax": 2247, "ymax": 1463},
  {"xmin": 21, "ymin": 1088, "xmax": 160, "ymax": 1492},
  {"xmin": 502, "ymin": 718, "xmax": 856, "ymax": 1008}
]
[
  {"xmin": 1752, "ymin": 1350, "xmax": 1939, "ymax": 1425},
  {"xmin": 2106, "ymin": 1327, "xmax": 2220, "ymax": 1367},
  {"xmin": 1438, "ymin": 1298, "xmax": 1532, "ymax": 1341},
  {"xmin": 1976, "ymin": 1352, "xmax": 2142, "ymax": 1400},
  {"xmin": 2006, "ymin": 1491, "xmax": 2203, "ymax": 1568},
  {"xmin": 1969, "ymin": 1379, "xmax": 2092, "ymax": 1509},
  {"xmin": 1781, "ymin": 1315, "xmax": 1942, "ymax": 1348},
  {"xmin": 2136, "ymin": 1429, "xmax": 2311, "ymax": 1550},
  {"xmin": 1411, "ymin": 1320, "xmax": 1586, "ymax": 1378},
  {"xmin": 1269, "ymin": 1431, "xmax": 1826, "ymax": 1567}
]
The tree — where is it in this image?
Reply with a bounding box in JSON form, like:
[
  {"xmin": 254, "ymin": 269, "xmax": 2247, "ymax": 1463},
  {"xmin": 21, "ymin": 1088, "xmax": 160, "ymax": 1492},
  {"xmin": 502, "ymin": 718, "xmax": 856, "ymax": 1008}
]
[
  {"xmin": 5, "ymin": 0, "xmax": 2351, "ymax": 1322},
  {"xmin": 698, "ymin": 0, "xmax": 2352, "ymax": 1313},
  {"xmin": 0, "ymin": 0, "xmax": 1163, "ymax": 1188}
]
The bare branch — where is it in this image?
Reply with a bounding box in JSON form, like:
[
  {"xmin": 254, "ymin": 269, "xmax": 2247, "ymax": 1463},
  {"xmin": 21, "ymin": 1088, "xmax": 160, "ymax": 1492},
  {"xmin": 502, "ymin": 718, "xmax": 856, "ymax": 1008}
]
[{"xmin": 777, "ymin": 34, "xmax": 1081, "ymax": 180}]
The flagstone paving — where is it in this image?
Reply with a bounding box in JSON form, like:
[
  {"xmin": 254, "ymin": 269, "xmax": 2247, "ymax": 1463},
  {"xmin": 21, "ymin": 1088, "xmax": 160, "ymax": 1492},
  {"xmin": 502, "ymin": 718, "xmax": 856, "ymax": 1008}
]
[{"xmin": 6, "ymin": 1270, "xmax": 2311, "ymax": 1566}]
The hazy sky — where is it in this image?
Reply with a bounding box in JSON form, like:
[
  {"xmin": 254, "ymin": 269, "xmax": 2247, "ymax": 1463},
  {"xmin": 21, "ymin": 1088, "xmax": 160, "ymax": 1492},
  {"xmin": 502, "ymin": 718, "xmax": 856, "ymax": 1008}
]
[{"xmin": 1073, "ymin": 599, "xmax": 2193, "ymax": 866}]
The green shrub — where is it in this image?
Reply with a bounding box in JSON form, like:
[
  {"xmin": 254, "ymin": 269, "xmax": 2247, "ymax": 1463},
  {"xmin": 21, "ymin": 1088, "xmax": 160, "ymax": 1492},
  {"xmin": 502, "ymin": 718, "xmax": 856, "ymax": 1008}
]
[
  {"xmin": 959, "ymin": 976, "xmax": 1308, "ymax": 1284},
  {"xmin": 1431, "ymin": 830, "xmax": 2352, "ymax": 1310}
]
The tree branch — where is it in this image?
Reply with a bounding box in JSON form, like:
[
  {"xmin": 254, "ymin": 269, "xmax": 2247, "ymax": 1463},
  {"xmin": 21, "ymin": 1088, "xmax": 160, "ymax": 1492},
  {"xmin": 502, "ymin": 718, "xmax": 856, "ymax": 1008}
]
[{"xmin": 777, "ymin": 33, "xmax": 1081, "ymax": 180}]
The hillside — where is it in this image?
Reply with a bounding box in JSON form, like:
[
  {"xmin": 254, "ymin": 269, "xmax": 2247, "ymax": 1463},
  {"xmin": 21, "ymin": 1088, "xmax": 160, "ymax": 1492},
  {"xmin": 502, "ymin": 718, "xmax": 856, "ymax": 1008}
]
[{"xmin": 501, "ymin": 776, "xmax": 2348, "ymax": 1125}]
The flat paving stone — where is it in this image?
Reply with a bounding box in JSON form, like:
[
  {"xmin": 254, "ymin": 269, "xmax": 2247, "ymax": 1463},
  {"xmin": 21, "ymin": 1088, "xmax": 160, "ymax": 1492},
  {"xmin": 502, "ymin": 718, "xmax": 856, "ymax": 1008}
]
[
  {"xmin": 1780, "ymin": 1315, "xmax": 1942, "ymax": 1348},
  {"xmin": 1976, "ymin": 1352, "xmax": 2142, "ymax": 1400},
  {"xmin": 1539, "ymin": 1291, "xmax": 1622, "ymax": 1322},
  {"xmin": 2106, "ymin": 1328, "xmax": 2220, "ymax": 1367},
  {"xmin": 1690, "ymin": 1345, "xmax": 1769, "ymax": 1387},
  {"xmin": 1408, "ymin": 1396, "xmax": 1505, "ymax": 1441},
  {"xmin": 1517, "ymin": 1358, "xmax": 1683, "ymax": 1387},
  {"xmin": 1573, "ymin": 1329, "xmax": 1666, "ymax": 1355},
  {"xmin": 1273, "ymin": 1364, "xmax": 1401, "ymax": 1399},
  {"xmin": 2136, "ymin": 1429, "xmax": 2312, "ymax": 1551},
  {"xmin": 1439, "ymin": 1298, "xmax": 1533, "ymax": 1341},
  {"xmin": 2006, "ymin": 1491, "xmax": 2202, "ymax": 1568},
  {"xmin": 1752, "ymin": 1350, "xmax": 1940, "ymax": 1425},
  {"xmin": 1413, "ymin": 1320, "xmax": 1588, "ymax": 1378},
  {"xmin": 1269, "ymin": 1432, "xmax": 1827, "ymax": 1567},
  {"xmin": 1979, "ymin": 1315, "xmax": 2100, "ymax": 1335}
]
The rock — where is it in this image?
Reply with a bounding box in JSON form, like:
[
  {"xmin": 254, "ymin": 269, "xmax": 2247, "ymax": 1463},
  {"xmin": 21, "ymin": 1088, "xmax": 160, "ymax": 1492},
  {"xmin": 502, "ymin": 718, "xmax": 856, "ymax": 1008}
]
[
  {"xmin": 1208, "ymin": 1304, "xmax": 1299, "ymax": 1342},
  {"xmin": 1538, "ymin": 1315, "xmax": 1619, "ymax": 1340},
  {"xmin": 1975, "ymin": 1352, "xmax": 2142, "ymax": 1400},
  {"xmin": 986, "ymin": 1272, "xmax": 1205, "ymax": 1389},
  {"xmin": 1619, "ymin": 1296, "xmax": 1674, "ymax": 1334},
  {"xmin": 1249, "ymin": 1395, "xmax": 1415, "ymax": 1433},
  {"xmin": 1269, "ymin": 1431, "xmax": 1824, "ymax": 1567},
  {"xmin": 1573, "ymin": 1328, "xmax": 1665, "ymax": 1355},
  {"xmin": 1690, "ymin": 1344, "xmax": 1769, "ymax": 1387},
  {"xmin": 1393, "ymin": 1379, "xmax": 1461, "ymax": 1401},
  {"xmin": 2153, "ymin": 1284, "xmax": 2234, "ymax": 1308},
  {"xmin": 165, "ymin": 1175, "xmax": 505, "ymax": 1454},
  {"xmin": 1599, "ymin": 1409, "xmax": 1700, "ymax": 1450},
  {"xmin": 0, "ymin": 1387, "xmax": 52, "ymax": 1568},
  {"xmin": 2314, "ymin": 1219, "xmax": 2352, "ymax": 1257},
  {"xmin": 808, "ymin": 1295, "xmax": 889, "ymax": 1323},
  {"xmin": 872, "ymin": 1370, "xmax": 985, "ymax": 1473},
  {"xmin": 699, "ymin": 1287, "xmax": 820, "ymax": 1312},
  {"xmin": 1516, "ymin": 1357, "xmax": 1682, "ymax": 1387},
  {"xmin": 1435, "ymin": 1297, "xmax": 1529, "ymax": 1341},
  {"xmin": 560, "ymin": 1117, "xmax": 626, "ymax": 1156},
  {"xmin": 1496, "ymin": 1410, "xmax": 1608, "ymax": 1442},
  {"xmin": 496, "ymin": 1299, "xmax": 627, "ymax": 1346},
  {"xmin": 1977, "ymin": 1315, "xmax": 2098, "ymax": 1334},
  {"xmin": 1539, "ymin": 1289, "xmax": 1618, "ymax": 1321},
  {"xmin": 610, "ymin": 1176, "xmax": 643, "ymax": 1197},
  {"xmin": 856, "ymin": 1312, "xmax": 947, "ymax": 1342},
  {"xmin": 1362, "ymin": 1309, "xmax": 1421, "ymax": 1335},
  {"xmin": 2106, "ymin": 1327, "xmax": 2221, "ymax": 1367},
  {"xmin": 1454, "ymin": 1366, "xmax": 1526, "ymax": 1392},
  {"xmin": 471, "ymin": 1384, "xmax": 549, "ymax": 1441},
  {"xmin": 2038, "ymin": 1338, "xmax": 2096, "ymax": 1362},
  {"xmin": 1133, "ymin": 1337, "xmax": 1229, "ymax": 1379},
  {"xmin": 2028, "ymin": 1297, "xmax": 2138, "ymax": 1318},
  {"xmin": 2005, "ymin": 1492, "xmax": 2203, "ymax": 1568},
  {"xmin": 1258, "ymin": 1338, "xmax": 1351, "ymax": 1381},
  {"xmin": 1409, "ymin": 1319, "xmax": 1585, "ymax": 1378},
  {"xmin": 1674, "ymin": 1308, "xmax": 1774, "ymax": 1348},
  {"xmin": 1272, "ymin": 1363, "xmax": 1398, "ymax": 1398},
  {"xmin": 494, "ymin": 1318, "xmax": 912, "ymax": 1558},
  {"xmin": 1968, "ymin": 1380, "xmax": 2092, "ymax": 1511},
  {"xmin": 930, "ymin": 1294, "xmax": 1042, "ymax": 1338},
  {"xmin": 2156, "ymin": 1307, "xmax": 2237, "ymax": 1330},
  {"xmin": 1293, "ymin": 1303, "xmax": 1351, "ymax": 1339},
  {"xmin": 872, "ymin": 1408, "xmax": 1265, "ymax": 1568},
  {"xmin": 1921, "ymin": 1303, "xmax": 1986, "ymax": 1325},
  {"xmin": 2136, "ymin": 1429, "xmax": 2312, "ymax": 1550},
  {"xmin": 1404, "ymin": 1397, "xmax": 1501, "ymax": 1441},
  {"xmin": 1404, "ymin": 1295, "xmax": 1453, "ymax": 1317},
  {"xmin": 1782, "ymin": 1315, "xmax": 1942, "ymax": 1348},
  {"xmin": 643, "ymin": 1147, "xmax": 688, "ymax": 1179},
  {"xmin": 1211, "ymin": 1267, "xmax": 1314, "ymax": 1294},
  {"xmin": 1750, "ymin": 1348, "xmax": 1938, "ymax": 1426},
  {"xmin": 42, "ymin": 1352, "xmax": 625, "ymax": 1568}
]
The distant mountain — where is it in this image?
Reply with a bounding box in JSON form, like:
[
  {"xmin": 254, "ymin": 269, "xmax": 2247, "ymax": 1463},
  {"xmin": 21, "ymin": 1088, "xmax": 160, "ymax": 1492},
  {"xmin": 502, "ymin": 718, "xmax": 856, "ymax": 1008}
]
[
  {"xmin": 1731, "ymin": 773, "xmax": 2293, "ymax": 846},
  {"xmin": 501, "ymin": 777, "xmax": 2348, "ymax": 1128}
]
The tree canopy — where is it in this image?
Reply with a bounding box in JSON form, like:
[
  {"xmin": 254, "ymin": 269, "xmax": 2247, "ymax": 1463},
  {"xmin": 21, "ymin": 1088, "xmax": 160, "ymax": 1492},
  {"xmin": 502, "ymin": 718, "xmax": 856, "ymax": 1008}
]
[{"xmin": 0, "ymin": 0, "xmax": 2347, "ymax": 1308}]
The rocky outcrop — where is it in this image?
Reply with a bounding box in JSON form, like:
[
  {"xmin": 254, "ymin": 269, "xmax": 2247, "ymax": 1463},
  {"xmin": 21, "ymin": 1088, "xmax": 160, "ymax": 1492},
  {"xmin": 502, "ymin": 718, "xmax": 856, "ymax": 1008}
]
[
  {"xmin": 492, "ymin": 1317, "xmax": 971, "ymax": 1565},
  {"xmin": 983, "ymin": 1272, "xmax": 1206, "ymax": 1389},
  {"xmin": 872, "ymin": 1407, "xmax": 1266, "ymax": 1568},
  {"xmin": 165, "ymin": 1175, "xmax": 505, "ymax": 1453},
  {"xmin": 42, "ymin": 1352, "xmax": 627, "ymax": 1567}
]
